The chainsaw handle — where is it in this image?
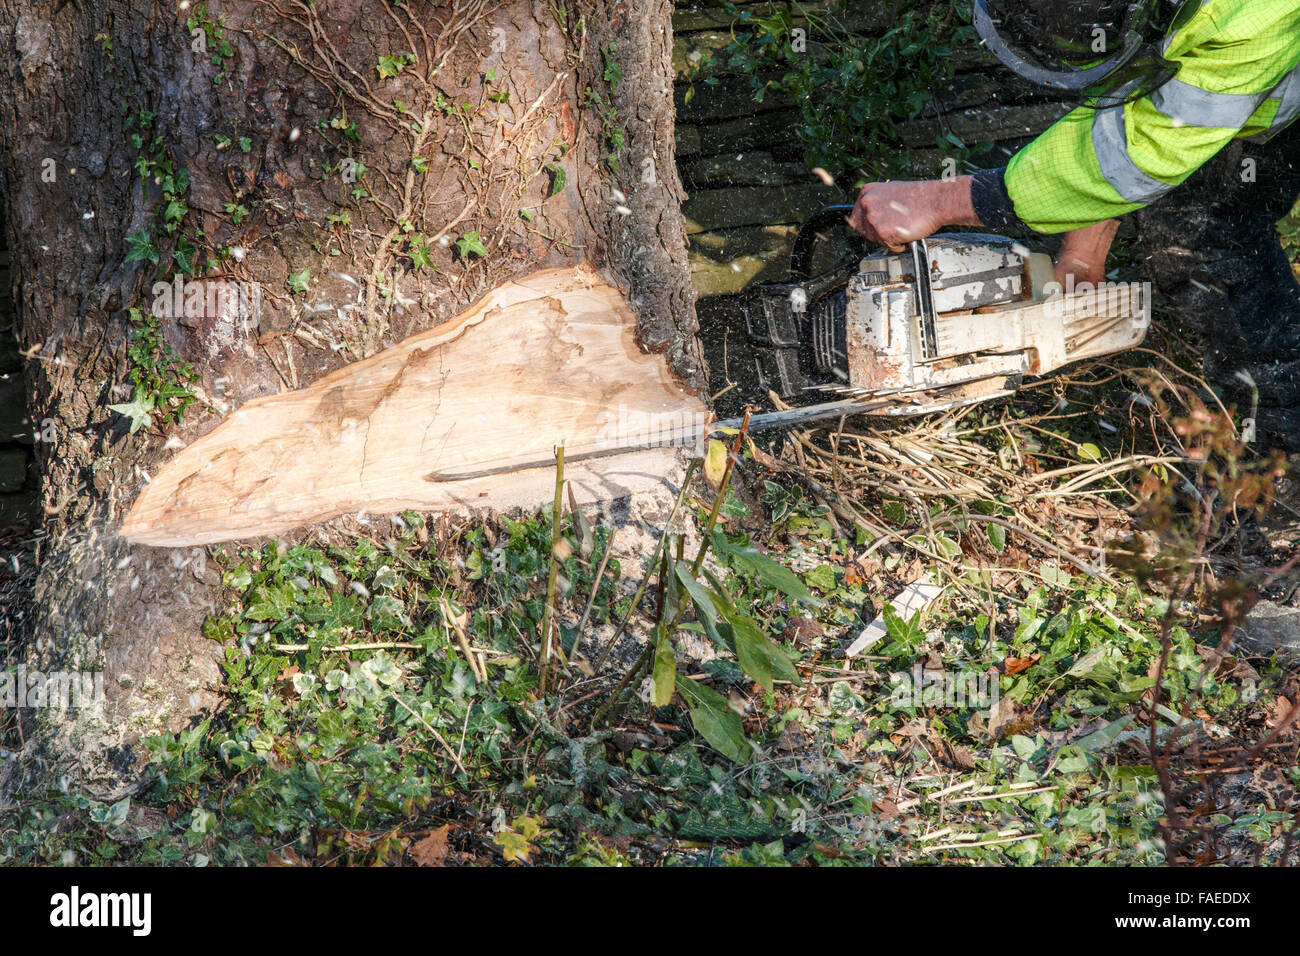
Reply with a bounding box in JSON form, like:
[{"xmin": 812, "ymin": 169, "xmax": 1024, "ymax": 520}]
[{"xmin": 790, "ymin": 204, "xmax": 861, "ymax": 280}]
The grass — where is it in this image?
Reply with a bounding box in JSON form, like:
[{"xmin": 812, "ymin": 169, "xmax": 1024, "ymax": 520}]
[
  {"xmin": 3, "ymin": 0, "xmax": 1297, "ymax": 866},
  {"xmin": 3, "ymin": 357, "xmax": 1295, "ymax": 865}
]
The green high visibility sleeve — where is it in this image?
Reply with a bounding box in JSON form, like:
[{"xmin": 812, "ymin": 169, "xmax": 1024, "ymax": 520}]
[{"xmin": 1002, "ymin": 0, "xmax": 1300, "ymax": 234}]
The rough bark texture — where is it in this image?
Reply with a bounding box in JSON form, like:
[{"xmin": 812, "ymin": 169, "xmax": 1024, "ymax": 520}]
[{"xmin": 0, "ymin": 0, "xmax": 700, "ymax": 795}]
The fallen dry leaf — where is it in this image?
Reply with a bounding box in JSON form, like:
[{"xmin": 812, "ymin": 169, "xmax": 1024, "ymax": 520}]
[
  {"xmin": 929, "ymin": 733, "xmax": 977, "ymax": 770},
  {"xmin": 872, "ymin": 798, "xmax": 899, "ymax": 820},
  {"xmin": 264, "ymin": 846, "xmax": 307, "ymax": 867},
  {"xmin": 410, "ymin": 825, "xmax": 451, "ymax": 867},
  {"xmin": 986, "ymin": 696, "xmax": 1031, "ymax": 740},
  {"xmin": 1003, "ymin": 654, "xmax": 1039, "ymax": 676}
]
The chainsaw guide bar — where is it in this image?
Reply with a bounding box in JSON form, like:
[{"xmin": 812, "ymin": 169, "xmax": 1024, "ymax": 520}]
[{"xmin": 422, "ymin": 385, "xmax": 1008, "ymax": 482}]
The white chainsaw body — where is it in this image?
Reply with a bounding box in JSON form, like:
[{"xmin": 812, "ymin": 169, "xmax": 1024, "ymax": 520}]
[
  {"xmin": 746, "ymin": 230, "xmax": 1152, "ymax": 415},
  {"xmin": 834, "ymin": 234, "xmax": 1150, "ymax": 408}
]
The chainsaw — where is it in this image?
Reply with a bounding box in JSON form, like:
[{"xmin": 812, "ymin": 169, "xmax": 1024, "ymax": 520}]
[
  {"xmin": 741, "ymin": 203, "xmax": 1151, "ymax": 416},
  {"xmin": 431, "ymin": 206, "xmax": 1152, "ymax": 479}
]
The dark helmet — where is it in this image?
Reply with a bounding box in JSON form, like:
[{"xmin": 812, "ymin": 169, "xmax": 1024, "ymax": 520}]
[{"xmin": 974, "ymin": 0, "xmax": 1196, "ymax": 108}]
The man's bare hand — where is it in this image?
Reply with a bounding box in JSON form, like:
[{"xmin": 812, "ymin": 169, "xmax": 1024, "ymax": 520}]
[
  {"xmin": 1054, "ymin": 218, "xmax": 1120, "ymax": 287},
  {"xmin": 848, "ymin": 177, "xmax": 980, "ymax": 250}
]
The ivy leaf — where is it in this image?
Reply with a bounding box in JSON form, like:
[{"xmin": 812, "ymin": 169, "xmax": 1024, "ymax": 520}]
[
  {"xmin": 494, "ymin": 829, "xmax": 532, "ymax": 863},
  {"xmin": 124, "ymin": 229, "xmax": 160, "ymax": 265},
  {"xmin": 163, "ymin": 198, "xmax": 188, "ymax": 226},
  {"xmin": 377, "ymin": 53, "xmax": 414, "ymax": 78},
  {"xmin": 286, "ymin": 268, "xmax": 311, "ymax": 294},
  {"xmin": 108, "ymin": 391, "xmax": 157, "ymax": 434},
  {"xmin": 454, "ymin": 232, "xmax": 489, "ymax": 260},
  {"xmin": 172, "ymin": 235, "xmax": 196, "ymax": 276},
  {"xmin": 408, "ymin": 238, "xmax": 432, "ymax": 271},
  {"xmin": 804, "ymin": 564, "xmax": 838, "ymax": 591},
  {"xmin": 244, "ymin": 582, "xmax": 295, "ymax": 621}
]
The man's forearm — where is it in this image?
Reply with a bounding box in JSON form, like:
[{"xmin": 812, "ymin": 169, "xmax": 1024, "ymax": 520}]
[
  {"xmin": 936, "ymin": 176, "xmax": 984, "ymax": 228},
  {"xmin": 1054, "ymin": 219, "xmax": 1120, "ymax": 286}
]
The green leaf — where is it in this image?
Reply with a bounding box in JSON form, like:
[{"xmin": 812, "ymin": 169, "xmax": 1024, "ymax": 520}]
[
  {"xmin": 1073, "ymin": 715, "xmax": 1135, "ymax": 752},
  {"xmin": 674, "ymin": 564, "xmax": 724, "ymax": 645},
  {"xmin": 244, "ymin": 583, "xmax": 295, "ymax": 621},
  {"xmin": 408, "ymin": 238, "xmax": 432, "ymax": 271},
  {"xmin": 677, "ymin": 677, "xmax": 750, "ymax": 764},
  {"xmin": 163, "ymin": 198, "xmax": 188, "ymax": 226},
  {"xmin": 987, "ymin": 521, "xmax": 1007, "ymax": 552},
  {"xmin": 368, "ymin": 594, "xmax": 409, "ymax": 631},
  {"xmin": 454, "ymin": 231, "xmax": 489, "ymax": 260},
  {"xmin": 804, "ymin": 564, "xmax": 837, "ymax": 591},
  {"xmin": 377, "ymin": 53, "xmax": 413, "ymax": 78},
  {"xmin": 712, "ymin": 530, "xmax": 818, "ymax": 606},
  {"xmin": 1077, "ymin": 442, "xmax": 1103, "ymax": 462},
  {"xmin": 286, "ymin": 268, "xmax": 311, "ymax": 294},
  {"xmin": 172, "ymin": 235, "xmax": 196, "ymax": 276},
  {"xmin": 719, "ymin": 604, "xmax": 799, "ymax": 689},
  {"xmin": 109, "ymin": 391, "xmax": 157, "ymax": 434},
  {"xmin": 124, "ymin": 229, "xmax": 160, "ymax": 265},
  {"xmin": 651, "ymin": 631, "xmax": 676, "ymax": 706},
  {"xmin": 546, "ymin": 165, "xmax": 566, "ymax": 196},
  {"xmin": 731, "ymin": 616, "xmax": 772, "ymax": 690}
]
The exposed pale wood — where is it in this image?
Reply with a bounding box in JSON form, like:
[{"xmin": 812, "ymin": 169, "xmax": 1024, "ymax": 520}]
[{"xmin": 120, "ymin": 266, "xmax": 706, "ymax": 548}]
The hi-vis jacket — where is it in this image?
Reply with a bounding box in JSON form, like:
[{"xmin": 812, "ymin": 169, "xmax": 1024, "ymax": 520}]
[{"xmin": 975, "ymin": 0, "xmax": 1300, "ymax": 234}]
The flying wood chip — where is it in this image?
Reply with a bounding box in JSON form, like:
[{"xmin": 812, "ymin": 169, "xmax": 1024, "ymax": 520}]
[{"xmin": 120, "ymin": 265, "xmax": 706, "ymax": 547}]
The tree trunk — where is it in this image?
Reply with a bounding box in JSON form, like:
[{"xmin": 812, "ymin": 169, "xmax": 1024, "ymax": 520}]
[{"xmin": 0, "ymin": 0, "xmax": 699, "ymax": 794}]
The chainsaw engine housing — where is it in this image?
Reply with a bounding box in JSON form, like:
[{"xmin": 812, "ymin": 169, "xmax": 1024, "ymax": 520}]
[{"xmin": 741, "ymin": 212, "xmax": 1150, "ymax": 414}]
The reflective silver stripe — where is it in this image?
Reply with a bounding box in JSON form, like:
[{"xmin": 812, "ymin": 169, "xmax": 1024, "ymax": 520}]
[
  {"xmin": 1149, "ymin": 77, "xmax": 1264, "ymax": 128},
  {"xmin": 1244, "ymin": 62, "xmax": 1300, "ymax": 141},
  {"xmin": 1091, "ymin": 105, "xmax": 1173, "ymax": 204},
  {"xmin": 1267, "ymin": 63, "xmax": 1300, "ymax": 129}
]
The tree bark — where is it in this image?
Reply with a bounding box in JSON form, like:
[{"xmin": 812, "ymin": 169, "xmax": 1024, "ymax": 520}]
[{"xmin": 0, "ymin": 0, "xmax": 699, "ymax": 794}]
